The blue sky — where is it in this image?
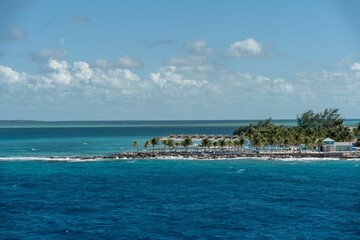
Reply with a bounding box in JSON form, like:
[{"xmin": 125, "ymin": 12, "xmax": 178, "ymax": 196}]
[{"xmin": 1, "ymin": 0, "xmax": 360, "ymax": 120}]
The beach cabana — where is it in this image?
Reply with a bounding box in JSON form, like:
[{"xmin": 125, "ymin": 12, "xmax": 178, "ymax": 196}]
[
  {"xmin": 322, "ymin": 137, "xmax": 353, "ymax": 152},
  {"xmin": 192, "ymin": 134, "xmax": 199, "ymax": 139},
  {"xmin": 177, "ymin": 134, "xmax": 184, "ymax": 139}
]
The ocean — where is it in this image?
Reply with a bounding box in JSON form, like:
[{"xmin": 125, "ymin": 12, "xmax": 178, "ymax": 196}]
[{"xmin": 1, "ymin": 120, "xmax": 360, "ymax": 239}]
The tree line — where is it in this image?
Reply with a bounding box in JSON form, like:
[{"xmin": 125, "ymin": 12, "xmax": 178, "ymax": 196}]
[{"xmin": 233, "ymin": 108, "xmax": 359, "ymax": 150}]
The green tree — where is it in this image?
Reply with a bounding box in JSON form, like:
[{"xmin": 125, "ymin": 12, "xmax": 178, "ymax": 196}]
[
  {"xmin": 355, "ymin": 122, "xmax": 360, "ymax": 137},
  {"xmin": 133, "ymin": 140, "xmax": 139, "ymax": 151},
  {"xmin": 201, "ymin": 138, "xmax": 212, "ymax": 151},
  {"xmin": 144, "ymin": 140, "xmax": 151, "ymax": 150},
  {"xmin": 239, "ymin": 134, "xmax": 246, "ymax": 149},
  {"xmin": 166, "ymin": 139, "xmax": 175, "ymax": 151},
  {"xmin": 297, "ymin": 108, "xmax": 344, "ymax": 132},
  {"xmin": 181, "ymin": 137, "xmax": 192, "ymax": 153},
  {"xmin": 150, "ymin": 137, "xmax": 159, "ymax": 152},
  {"xmin": 161, "ymin": 139, "xmax": 168, "ymax": 150},
  {"xmin": 218, "ymin": 139, "xmax": 227, "ymax": 152},
  {"xmin": 212, "ymin": 140, "xmax": 219, "ymax": 151},
  {"xmin": 252, "ymin": 133, "xmax": 265, "ymax": 152},
  {"xmin": 226, "ymin": 140, "xmax": 234, "ymax": 152}
]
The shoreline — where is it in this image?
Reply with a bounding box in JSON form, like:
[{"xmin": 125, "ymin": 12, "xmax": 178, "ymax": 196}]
[
  {"xmin": 1, "ymin": 150, "xmax": 360, "ymax": 162},
  {"xmin": 6, "ymin": 150, "xmax": 354, "ymax": 161},
  {"xmin": 109, "ymin": 151, "xmax": 360, "ymax": 160}
]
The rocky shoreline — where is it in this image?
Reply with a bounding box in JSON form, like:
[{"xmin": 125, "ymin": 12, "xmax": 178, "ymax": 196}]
[{"xmin": 56, "ymin": 151, "xmax": 360, "ymax": 161}]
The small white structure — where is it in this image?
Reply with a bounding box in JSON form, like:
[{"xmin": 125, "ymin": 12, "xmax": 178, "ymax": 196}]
[{"xmin": 322, "ymin": 137, "xmax": 353, "ymax": 152}]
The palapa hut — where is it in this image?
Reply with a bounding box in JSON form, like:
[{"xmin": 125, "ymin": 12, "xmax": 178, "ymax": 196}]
[
  {"xmin": 199, "ymin": 135, "xmax": 206, "ymax": 139},
  {"xmin": 208, "ymin": 135, "xmax": 215, "ymax": 139},
  {"xmin": 177, "ymin": 134, "xmax": 184, "ymax": 139},
  {"xmin": 216, "ymin": 135, "xmax": 223, "ymax": 139}
]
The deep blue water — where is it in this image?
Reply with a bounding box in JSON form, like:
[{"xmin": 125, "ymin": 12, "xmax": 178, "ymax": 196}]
[
  {"xmin": 1, "ymin": 160, "xmax": 360, "ymax": 239},
  {"xmin": 1, "ymin": 120, "xmax": 360, "ymax": 239}
]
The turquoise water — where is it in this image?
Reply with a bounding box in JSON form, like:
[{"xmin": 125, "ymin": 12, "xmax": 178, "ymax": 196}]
[{"xmin": 1, "ymin": 121, "xmax": 360, "ymax": 239}]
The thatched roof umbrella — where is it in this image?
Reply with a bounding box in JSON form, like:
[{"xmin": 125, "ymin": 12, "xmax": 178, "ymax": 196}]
[
  {"xmin": 169, "ymin": 134, "xmax": 176, "ymax": 139},
  {"xmin": 192, "ymin": 134, "xmax": 199, "ymax": 139},
  {"xmin": 216, "ymin": 135, "xmax": 223, "ymax": 139},
  {"xmin": 184, "ymin": 134, "xmax": 191, "ymax": 139},
  {"xmin": 225, "ymin": 135, "xmax": 231, "ymax": 139},
  {"xmin": 159, "ymin": 137, "xmax": 168, "ymax": 141},
  {"xmin": 199, "ymin": 135, "xmax": 206, "ymax": 139},
  {"xmin": 208, "ymin": 135, "xmax": 215, "ymax": 139},
  {"xmin": 232, "ymin": 135, "xmax": 239, "ymax": 139},
  {"xmin": 177, "ymin": 134, "xmax": 184, "ymax": 139}
]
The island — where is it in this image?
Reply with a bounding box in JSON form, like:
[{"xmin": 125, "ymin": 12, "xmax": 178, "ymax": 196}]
[{"xmin": 121, "ymin": 109, "xmax": 360, "ymax": 160}]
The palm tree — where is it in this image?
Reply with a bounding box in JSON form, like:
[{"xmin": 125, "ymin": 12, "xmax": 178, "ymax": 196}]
[
  {"xmin": 161, "ymin": 139, "xmax": 168, "ymax": 151},
  {"xmin": 212, "ymin": 140, "xmax": 219, "ymax": 152},
  {"xmin": 181, "ymin": 137, "xmax": 192, "ymax": 153},
  {"xmin": 144, "ymin": 140, "xmax": 151, "ymax": 151},
  {"xmin": 239, "ymin": 135, "xmax": 246, "ymax": 152},
  {"xmin": 218, "ymin": 139, "xmax": 227, "ymax": 152},
  {"xmin": 133, "ymin": 140, "xmax": 139, "ymax": 151},
  {"xmin": 175, "ymin": 141, "xmax": 181, "ymax": 151},
  {"xmin": 252, "ymin": 133, "xmax": 266, "ymax": 152},
  {"xmin": 150, "ymin": 137, "xmax": 159, "ymax": 152},
  {"xmin": 303, "ymin": 136, "xmax": 311, "ymax": 153},
  {"xmin": 233, "ymin": 139, "xmax": 240, "ymax": 153},
  {"xmin": 201, "ymin": 138, "xmax": 212, "ymax": 152},
  {"xmin": 166, "ymin": 139, "xmax": 175, "ymax": 152},
  {"xmin": 226, "ymin": 140, "xmax": 234, "ymax": 153}
]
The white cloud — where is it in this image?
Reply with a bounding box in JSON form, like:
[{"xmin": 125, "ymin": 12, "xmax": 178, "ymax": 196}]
[
  {"xmin": 227, "ymin": 38, "xmax": 262, "ymax": 57},
  {"xmin": 94, "ymin": 56, "xmax": 143, "ymax": 68},
  {"xmin": 185, "ymin": 40, "xmax": 212, "ymax": 55},
  {"xmin": 0, "ymin": 65, "xmax": 25, "ymax": 83},
  {"xmin": 89, "ymin": 68, "xmax": 141, "ymax": 95},
  {"xmin": 117, "ymin": 56, "xmax": 142, "ymax": 68},
  {"xmin": 48, "ymin": 59, "xmax": 72, "ymax": 85},
  {"xmin": 73, "ymin": 61, "xmax": 93, "ymax": 80},
  {"xmin": 28, "ymin": 47, "xmax": 67, "ymax": 62},
  {"xmin": 108, "ymin": 68, "xmax": 140, "ymax": 82},
  {"xmin": 94, "ymin": 58, "xmax": 111, "ymax": 68},
  {"xmin": 351, "ymin": 62, "xmax": 360, "ymax": 71},
  {"xmin": 150, "ymin": 66, "xmax": 208, "ymax": 89},
  {"xmin": 273, "ymin": 78, "xmax": 295, "ymax": 94}
]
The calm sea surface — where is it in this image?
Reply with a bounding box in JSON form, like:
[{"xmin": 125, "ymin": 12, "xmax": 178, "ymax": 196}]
[{"xmin": 1, "ymin": 120, "xmax": 360, "ymax": 239}]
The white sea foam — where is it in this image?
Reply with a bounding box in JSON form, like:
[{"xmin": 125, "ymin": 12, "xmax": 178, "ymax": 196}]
[{"xmin": 0, "ymin": 156, "xmax": 105, "ymax": 162}]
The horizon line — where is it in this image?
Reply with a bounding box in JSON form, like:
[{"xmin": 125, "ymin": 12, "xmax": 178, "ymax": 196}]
[{"xmin": 1, "ymin": 118, "xmax": 360, "ymax": 122}]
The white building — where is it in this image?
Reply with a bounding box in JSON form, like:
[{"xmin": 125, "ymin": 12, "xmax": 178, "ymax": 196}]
[{"xmin": 322, "ymin": 138, "xmax": 353, "ymax": 152}]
